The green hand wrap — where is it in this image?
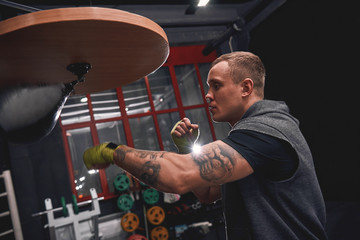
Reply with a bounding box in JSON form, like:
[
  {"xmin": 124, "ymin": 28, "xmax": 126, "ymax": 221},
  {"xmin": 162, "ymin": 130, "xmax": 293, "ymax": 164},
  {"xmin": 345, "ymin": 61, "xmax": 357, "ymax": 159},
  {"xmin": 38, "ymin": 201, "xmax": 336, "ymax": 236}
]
[
  {"xmin": 170, "ymin": 120, "xmax": 199, "ymax": 154},
  {"xmin": 83, "ymin": 142, "xmax": 120, "ymax": 169}
]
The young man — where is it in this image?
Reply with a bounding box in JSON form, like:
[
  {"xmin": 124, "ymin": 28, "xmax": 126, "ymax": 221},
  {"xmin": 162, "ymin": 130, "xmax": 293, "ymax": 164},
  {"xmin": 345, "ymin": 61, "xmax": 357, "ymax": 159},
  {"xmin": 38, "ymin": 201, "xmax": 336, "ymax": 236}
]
[{"xmin": 83, "ymin": 52, "xmax": 327, "ymax": 239}]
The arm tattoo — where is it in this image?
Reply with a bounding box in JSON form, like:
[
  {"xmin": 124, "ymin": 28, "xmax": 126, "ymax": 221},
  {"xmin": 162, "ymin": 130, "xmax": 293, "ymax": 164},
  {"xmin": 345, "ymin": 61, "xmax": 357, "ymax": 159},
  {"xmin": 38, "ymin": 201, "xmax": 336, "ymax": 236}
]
[
  {"xmin": 140, "ymin": 161, "xmax": 160, "ymax": 187},
  {"xmin": 116, "ymin": 148, "xmax": 131, "ymax": 162},
  {"xmin": 137, "ymin": 151, "xmax": 165, "ymax": 186},
  {"xmin": 136, "ymin": 151, "xmax": 163, "ymax": 160},
  {"xmin": 115, "ymin": 148, "xmax": 164, "ymax": 187},
  {"xmin": 192, "ymin": 144, "xmax": 235, "ymax": 184}
]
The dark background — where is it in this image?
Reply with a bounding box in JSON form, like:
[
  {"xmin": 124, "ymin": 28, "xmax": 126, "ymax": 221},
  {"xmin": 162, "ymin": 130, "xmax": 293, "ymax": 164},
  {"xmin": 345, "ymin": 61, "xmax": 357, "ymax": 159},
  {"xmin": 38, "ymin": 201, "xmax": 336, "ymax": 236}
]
[
  {"xmin": 249, "ymin": 2, "xmax": 360, "ymax": 238},
  {"xmin": 249, "ymin": 0, "xmax": 359, "ymax": 201}
]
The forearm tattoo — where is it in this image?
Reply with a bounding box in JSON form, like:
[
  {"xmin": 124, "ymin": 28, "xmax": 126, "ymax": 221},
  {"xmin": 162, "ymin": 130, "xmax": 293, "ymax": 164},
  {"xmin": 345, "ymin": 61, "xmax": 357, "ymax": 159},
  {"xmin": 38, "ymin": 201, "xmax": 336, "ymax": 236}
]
[
  {"xmin": 140, "ymin": 161, "xmax": 160, "ymax": 186},
  {"xmin": 116, "ymin": 148, "xmax": 131, "ymax": 162},
  {"xmin": 191, "ymin": 144, "xmax": 235, "ymax": 184},
  {"xmin": 115, "ymin": 148, "xmax": 164, "ymax": 187}
]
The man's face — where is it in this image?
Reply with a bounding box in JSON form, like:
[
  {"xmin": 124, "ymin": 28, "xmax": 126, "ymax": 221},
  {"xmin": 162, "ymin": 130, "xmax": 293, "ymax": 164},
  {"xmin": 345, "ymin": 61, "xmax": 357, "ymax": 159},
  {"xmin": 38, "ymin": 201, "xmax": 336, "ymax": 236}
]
[{"xmin": 206, "ymin": 61, "xmax": 244, "ymax": 126}]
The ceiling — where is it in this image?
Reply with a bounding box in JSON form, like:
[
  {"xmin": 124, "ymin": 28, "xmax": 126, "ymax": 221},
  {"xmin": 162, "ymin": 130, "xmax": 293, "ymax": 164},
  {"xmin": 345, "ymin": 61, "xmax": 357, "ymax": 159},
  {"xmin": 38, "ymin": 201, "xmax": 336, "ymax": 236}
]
[
  {"xmin": 0, "ymin": 0, "xmax": 270, "ymax": 21},
  {"xmin": 2, "ymin": 0, "xmax": 253, "ymax": 5}
]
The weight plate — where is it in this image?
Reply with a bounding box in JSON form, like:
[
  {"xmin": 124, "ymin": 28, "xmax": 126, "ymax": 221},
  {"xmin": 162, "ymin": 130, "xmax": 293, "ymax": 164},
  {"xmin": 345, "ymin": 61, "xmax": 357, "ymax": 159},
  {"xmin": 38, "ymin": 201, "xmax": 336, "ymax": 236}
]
[
  {"xmin": 117, "ymin": 194, "xmax": 134, "ymax": 211},
  {"xmin": 114, "ymin": 174, "xmax": 130, "ymax": 191},
  {"xmin": 127, "ymin": 234, "xmax": 148, "ymax": 240},
  {"xmin": 146, "ymin": 206, "xmax": 165, "ymax": 225},
  {"xmin": 150, "ymin": 226, "xmax": 168, "ymax": 240},
  {"xmin": 143, "ymin": 188, "xmax": 159, "ymax": 205},
  {"xmin": 121, "ymin": 213, "xmax": 139, "ymax": 232}
]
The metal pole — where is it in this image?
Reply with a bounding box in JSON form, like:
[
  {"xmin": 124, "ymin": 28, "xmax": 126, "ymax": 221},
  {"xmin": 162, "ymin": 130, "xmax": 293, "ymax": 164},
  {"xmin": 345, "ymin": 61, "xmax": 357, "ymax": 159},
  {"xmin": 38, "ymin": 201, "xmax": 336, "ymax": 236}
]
[
  {"xmin": 2, "ymin": 170, "xmax": 23, "ymax": 240},
  {"xmin": 143, "ymin": 204, "xmax": 149, "ymax": 240},
  {"xmin": 0, "ymin": 0, "xmax": 40, "ymax": 12}
]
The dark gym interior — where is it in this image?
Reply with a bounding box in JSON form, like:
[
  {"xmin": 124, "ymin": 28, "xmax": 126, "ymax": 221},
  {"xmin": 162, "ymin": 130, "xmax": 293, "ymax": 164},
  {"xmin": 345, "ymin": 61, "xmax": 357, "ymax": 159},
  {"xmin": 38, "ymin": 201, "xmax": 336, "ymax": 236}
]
[{"xmin": 0, "ymin": 0, "xmax": 359, "ymax": 239}]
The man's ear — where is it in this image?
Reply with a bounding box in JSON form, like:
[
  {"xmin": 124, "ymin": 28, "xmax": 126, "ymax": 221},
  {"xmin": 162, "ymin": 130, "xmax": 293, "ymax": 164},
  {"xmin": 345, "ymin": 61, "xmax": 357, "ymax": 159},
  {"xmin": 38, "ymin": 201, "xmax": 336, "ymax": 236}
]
[{"xmin": 240, "ymin": 78, "xmax": 254, "ymax": 96}]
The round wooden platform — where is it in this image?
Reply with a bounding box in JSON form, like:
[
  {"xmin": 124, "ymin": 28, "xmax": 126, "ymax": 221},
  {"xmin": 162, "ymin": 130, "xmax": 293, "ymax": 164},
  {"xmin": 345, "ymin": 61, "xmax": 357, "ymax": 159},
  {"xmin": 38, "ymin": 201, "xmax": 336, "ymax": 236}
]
[{"xmin": 0, "ymin": 7, "xmax": 169, "ymax": 95}]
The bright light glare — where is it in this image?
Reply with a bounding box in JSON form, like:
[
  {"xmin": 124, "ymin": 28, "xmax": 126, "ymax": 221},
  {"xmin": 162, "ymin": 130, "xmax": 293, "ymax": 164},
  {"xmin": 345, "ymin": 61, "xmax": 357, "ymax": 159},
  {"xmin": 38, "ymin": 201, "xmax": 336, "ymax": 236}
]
[
  {"xmin": 88, "ymin": 169, "xmax": 99, "ymax": 175},
  {"xmin": 198, "ymin": 0, "xmax": 209, "ymax": 7},
  {"xmin": 192, "ymin": 144, "xmax": 202, "ymax": 155},
  {"xmin": 80, "ymin": 97, "xmax": 88, "ymax": 103}
]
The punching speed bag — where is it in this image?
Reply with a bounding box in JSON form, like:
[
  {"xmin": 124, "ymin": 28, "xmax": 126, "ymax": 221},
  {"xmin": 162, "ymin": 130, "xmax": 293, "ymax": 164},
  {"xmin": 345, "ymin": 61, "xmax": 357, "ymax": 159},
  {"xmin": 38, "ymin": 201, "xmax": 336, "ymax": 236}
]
[
  {"xmin": 0, "ymin": 82, "xmax": 73, "ymax": 143},
  {"xmin": 0, "ymin": 63, "xmax": 91, "ymax": 143}
]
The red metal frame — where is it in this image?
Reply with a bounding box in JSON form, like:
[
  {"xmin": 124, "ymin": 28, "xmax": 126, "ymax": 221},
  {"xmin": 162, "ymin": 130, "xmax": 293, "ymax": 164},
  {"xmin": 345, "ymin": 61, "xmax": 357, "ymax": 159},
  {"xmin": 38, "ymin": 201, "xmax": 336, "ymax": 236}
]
[
  {"xmin": 144, "ymin": 76, "xmax": 164, "ymax": 150},
  {"xmin": 60, "ymin": 45, "xmax": 218, "ymax": 201}
]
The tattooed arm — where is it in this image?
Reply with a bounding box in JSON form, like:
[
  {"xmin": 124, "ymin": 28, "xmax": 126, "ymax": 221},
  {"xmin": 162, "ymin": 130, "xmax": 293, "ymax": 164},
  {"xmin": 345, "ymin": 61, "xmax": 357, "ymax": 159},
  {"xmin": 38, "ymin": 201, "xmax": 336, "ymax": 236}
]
[
  {"xmin": 112, "ymin": 140, "xmax": 253, "ymax": 201},
  {"xmin": 190, "ymin": 140, "xmax": 254, "ymax": 203},
  {"xmin": 113, "ymin": 146, "xmax": 191, "ymax": 193}
]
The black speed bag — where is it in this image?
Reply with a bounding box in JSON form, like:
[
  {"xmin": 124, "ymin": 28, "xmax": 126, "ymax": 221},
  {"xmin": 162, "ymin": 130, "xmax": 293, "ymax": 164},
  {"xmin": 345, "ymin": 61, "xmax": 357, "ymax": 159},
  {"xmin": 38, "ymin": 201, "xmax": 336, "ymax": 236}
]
[{"xmin": 0, "ymin": 83, "xmax": 74, "ymax": 143}]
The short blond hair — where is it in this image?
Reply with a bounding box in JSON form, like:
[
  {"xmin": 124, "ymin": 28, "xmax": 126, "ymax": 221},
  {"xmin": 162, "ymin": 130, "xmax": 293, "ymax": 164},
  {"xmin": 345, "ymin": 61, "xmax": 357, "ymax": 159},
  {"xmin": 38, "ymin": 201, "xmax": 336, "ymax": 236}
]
[{"xmin": 211, "ymin": 51, "xmax": 265, "ymax": 98}]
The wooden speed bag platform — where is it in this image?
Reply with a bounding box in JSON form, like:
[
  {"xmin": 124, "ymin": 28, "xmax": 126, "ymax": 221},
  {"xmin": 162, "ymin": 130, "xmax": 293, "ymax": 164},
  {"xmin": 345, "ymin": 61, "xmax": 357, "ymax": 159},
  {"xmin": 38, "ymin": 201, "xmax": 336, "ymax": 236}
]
[{"xmin": 0, "ymin": 7, "xmax": 169, "ymax": 95}]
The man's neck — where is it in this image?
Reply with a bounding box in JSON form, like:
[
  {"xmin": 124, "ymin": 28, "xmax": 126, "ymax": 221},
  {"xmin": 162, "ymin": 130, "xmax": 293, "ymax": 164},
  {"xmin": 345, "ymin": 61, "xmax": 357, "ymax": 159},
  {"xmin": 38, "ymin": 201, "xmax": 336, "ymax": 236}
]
[{"xmin": 229, "ymin": 96, "xmax": 263, "ymax": 127}]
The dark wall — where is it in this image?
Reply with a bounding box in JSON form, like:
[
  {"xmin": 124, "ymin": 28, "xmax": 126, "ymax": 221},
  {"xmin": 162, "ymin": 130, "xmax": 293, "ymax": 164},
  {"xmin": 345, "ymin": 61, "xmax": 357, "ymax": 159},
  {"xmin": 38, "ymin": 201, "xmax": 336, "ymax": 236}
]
[
  {"xmin": 7, "ymin": 123, "xmax": 72, "ymax": 239},
  {"xmin": 248, "ymin": 2, "xmax": 360, "ymax": 238},
  {"xmin": 248, "ymin": 0, "xmax": 359, "ymax": 201}
]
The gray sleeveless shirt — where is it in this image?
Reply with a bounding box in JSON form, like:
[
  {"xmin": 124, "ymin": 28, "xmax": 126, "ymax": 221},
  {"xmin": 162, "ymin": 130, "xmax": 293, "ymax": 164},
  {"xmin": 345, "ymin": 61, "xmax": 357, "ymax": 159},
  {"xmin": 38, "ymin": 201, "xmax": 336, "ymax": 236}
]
[{"xmin": 222, "ymin": 100, "xmax": 327, "ymax": 239}]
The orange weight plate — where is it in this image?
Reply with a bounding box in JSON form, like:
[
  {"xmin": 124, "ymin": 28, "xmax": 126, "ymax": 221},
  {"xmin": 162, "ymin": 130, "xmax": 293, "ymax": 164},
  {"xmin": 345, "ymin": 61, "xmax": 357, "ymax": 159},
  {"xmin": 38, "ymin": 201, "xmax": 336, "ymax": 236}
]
[
  {"xmin": 146, "ymin": 206, "xmax": 165, "ymax": 225},
  {"xmin": 151, "ymin": 226, "xmax": 168, "ymax": 240},
  {"xmin": 121, "ymin": 212, "xmax": 140, "ymax": 233}
]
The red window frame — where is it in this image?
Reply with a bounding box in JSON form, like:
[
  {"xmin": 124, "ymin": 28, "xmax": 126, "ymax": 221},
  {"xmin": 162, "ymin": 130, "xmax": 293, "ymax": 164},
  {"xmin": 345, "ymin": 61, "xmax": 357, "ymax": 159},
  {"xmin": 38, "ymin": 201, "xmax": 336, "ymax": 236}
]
[{"xmin": 60, "ymin": 45, "xmax": 218, "ymax": 202}]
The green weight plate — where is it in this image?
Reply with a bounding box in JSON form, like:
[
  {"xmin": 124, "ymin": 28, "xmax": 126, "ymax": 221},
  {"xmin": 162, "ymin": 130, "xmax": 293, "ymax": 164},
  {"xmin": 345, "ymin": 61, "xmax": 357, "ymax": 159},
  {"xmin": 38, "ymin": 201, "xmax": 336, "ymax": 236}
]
[
  {"xmin": 114, "ymin": 174, "xmax": 130, "ymax": 191},
  {"xmin": 72, "ymin": 194, "xmax": 79, "ymax": 214},
  {"xmin": 143, "ymin": 188, "xmax": 159, "ymax": 205},
  {"xmin": 117, "ymin": 194, "xmax": 134, "ymax": 211},
  {"xmin": 61, "ymin": 196, "xmax": 68, "ymax": 217}
]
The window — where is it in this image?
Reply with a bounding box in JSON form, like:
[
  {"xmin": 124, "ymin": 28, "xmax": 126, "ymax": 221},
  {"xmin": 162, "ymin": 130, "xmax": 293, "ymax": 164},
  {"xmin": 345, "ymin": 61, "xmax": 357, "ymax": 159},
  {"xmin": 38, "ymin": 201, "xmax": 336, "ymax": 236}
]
[{"xmin": 60, "ymin": 45, "xmax": 229, "ymax": 201}]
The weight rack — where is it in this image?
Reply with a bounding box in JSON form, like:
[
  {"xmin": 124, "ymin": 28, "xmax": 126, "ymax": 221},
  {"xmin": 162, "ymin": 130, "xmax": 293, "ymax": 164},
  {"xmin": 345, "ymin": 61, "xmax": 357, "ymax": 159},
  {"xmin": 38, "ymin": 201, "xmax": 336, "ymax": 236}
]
[{"xmin": 33, "ymin": 188, "xmax": 102, "ymax": 240}]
